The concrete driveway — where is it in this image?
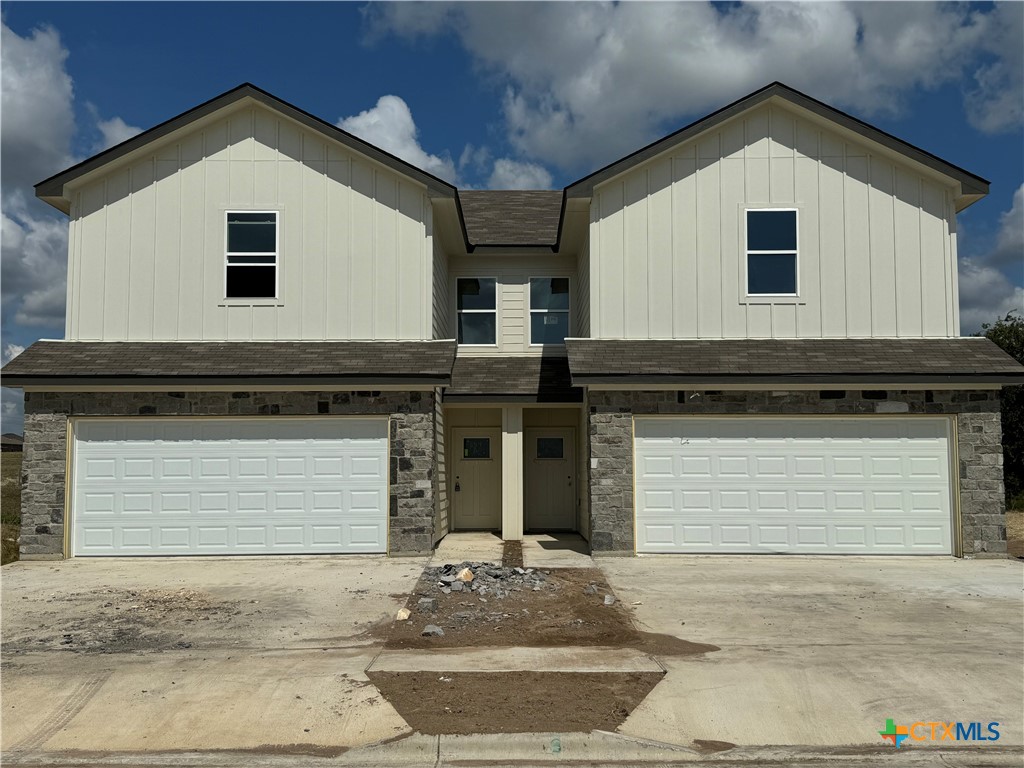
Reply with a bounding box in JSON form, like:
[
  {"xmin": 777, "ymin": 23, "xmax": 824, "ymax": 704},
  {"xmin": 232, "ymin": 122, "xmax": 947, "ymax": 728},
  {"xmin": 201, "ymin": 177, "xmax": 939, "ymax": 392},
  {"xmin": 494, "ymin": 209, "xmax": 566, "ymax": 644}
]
[
  {"xmin": 602, "ymin": 556, "xmax": 1024, "ymax": 750},
  {"xmin": 1, "ymin": 556, "xmax": 426, "ymax": 756}
]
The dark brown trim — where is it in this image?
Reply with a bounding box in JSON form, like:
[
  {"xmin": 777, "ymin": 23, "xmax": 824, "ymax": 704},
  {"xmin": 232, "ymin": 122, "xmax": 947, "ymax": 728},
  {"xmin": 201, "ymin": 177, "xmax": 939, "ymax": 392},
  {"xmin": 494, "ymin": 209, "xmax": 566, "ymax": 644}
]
[
  {"xmin": 6, "ymin": 374, "xmax": 450, "ymax": 389},
  {"xmin": 442, "ymin": 391, "xmax": 584, "ymax": 404},
  {"xmin": 572, "ymin": 373, "xmax": 1022, "ymax": 386}
]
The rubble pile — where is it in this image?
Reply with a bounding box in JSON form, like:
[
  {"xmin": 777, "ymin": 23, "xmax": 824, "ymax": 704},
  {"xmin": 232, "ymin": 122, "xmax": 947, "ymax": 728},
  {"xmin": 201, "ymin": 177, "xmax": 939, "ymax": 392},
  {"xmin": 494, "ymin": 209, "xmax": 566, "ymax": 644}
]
[{"xmin": 423, "ymin": 562, "xmax": 556, "ymax": 600}]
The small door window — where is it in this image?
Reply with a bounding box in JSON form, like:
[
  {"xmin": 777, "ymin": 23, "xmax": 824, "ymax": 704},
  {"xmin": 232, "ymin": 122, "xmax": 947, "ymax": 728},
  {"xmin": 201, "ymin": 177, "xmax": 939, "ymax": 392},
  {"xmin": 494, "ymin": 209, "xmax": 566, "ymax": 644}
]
[
  {"xmin": 463, "ymin": 437, "xmax": 491, "ymax": 459},
  {"xmin": 536, "ymin": 437, "xmax": 564, "ymax": 459}
]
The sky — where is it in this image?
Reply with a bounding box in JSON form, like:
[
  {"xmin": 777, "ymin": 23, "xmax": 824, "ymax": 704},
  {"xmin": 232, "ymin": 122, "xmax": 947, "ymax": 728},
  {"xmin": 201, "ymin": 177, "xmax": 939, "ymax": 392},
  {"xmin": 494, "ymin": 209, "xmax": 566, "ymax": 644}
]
[{"xmin": 1, "ymin": 1, "xmax": 1022, "ymax": 434}]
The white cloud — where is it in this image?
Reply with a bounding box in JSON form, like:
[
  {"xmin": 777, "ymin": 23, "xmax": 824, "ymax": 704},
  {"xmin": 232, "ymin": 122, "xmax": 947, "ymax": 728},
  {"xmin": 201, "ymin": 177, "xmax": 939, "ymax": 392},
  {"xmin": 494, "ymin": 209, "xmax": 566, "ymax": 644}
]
[
  {"xmin": 338, "ymin": 95, "xmax": 458, "ymax": 183},
  {"xmin": 2, "ymin": 202, "xmax": 69, "ymax": 328},
  {"xmin": 964, "ymin": 2, "xmax": 1024, "ymax": 134},
  {"xmin": 95, "ymin": 115, "xmax": 143, "ymax": 152},
  {"xmin": 368, "ymin": 2, "xmax": 1020, "ymax": 172},
  {"xmin": 2, "ymin": 344, "xmax": 25, "ymax": 364},
  {"xmin": 488, "ymin": 158, "xmax": 554, "ymax": 190},
  {"xmin": 959, "ymin": 185, "xmax": 1024, "ymax": 334}
]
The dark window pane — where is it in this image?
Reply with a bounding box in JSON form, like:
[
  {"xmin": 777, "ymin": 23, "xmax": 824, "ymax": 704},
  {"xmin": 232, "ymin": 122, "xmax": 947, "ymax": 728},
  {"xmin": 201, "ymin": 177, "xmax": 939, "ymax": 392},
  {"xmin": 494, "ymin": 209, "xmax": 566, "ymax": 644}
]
[
  {"xmin": 228, "ymin": 212, "xmax": 276, "ymax": 253},
  {"xmin": 747, "ymin": 253, "xmax": 797, "ymax": 295},
  {"xmin": 457, "ymin": 278, "xmax": 496, "ymax": 310},
  {"xmin": 458, "ymin": 312, "xmax": 496, "ymax": 344},
  {"xmin": 530, "ymin": 311, "xmax": 569, "ymax": 344},
  {"xmin": 530, "ymin": 277, "xmax": 570, "ymax": 310},
  {"xmin": 747, "ymin": 210, "xmax": 796, "ymax": 251},
  {"xmin": 463, "ymin": 437, "xmax": 490, "ymax": 459},
  {"xmin": 226, "ymin": 265, "xmax": 276, "ymax": 298},
  {"xmin": 227, "ymin": 254, "xmax": 276, "ymax": 264},
  {"xmin": 537, "ymin": 437, "xmax": 563, "ymax": 459}
]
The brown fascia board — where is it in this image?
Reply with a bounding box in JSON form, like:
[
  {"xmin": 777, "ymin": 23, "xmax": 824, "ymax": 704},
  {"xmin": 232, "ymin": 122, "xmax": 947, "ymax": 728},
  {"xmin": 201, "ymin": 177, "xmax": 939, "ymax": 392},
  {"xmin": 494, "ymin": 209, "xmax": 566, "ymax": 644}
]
[
  {"xmin": 563, "ymin": 82, "xmax": 990, "ymax": 209},
  {"xmin": 571, "ymin": 372, "xmax": 1024, "ymax": 387},
  {"xmin": 35, "ymin": 83, "xmax": 457, "ymax": 214},
  {"xmin": 3, "ymin": 373, "xmax": 451, "ymax": 389}
]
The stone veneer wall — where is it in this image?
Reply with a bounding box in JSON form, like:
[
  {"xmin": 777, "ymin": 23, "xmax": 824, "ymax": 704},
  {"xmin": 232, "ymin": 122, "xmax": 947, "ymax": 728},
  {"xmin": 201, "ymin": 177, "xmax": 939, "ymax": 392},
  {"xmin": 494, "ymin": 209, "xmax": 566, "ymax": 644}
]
[
  {"xmin": 587, "ymin": 389, "xmax": 1005, "ymax": 556},
  {"xmin": 21, "ymin": 390, "xmax": 437, "ymax": 558}
]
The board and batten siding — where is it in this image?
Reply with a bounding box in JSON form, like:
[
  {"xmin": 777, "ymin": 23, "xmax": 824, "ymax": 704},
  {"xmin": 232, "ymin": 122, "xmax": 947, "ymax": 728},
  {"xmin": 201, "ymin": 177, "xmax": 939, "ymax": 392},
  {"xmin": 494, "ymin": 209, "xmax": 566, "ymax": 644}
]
[
  {"xmin": 65, "ymin": 104, "xmax": 435, "ymax": 341},
  {"xmin": 588, "ymin": 103, "xmax": 961, "ymax": 340},
  {"xmin": 449, "ymin": 255, "xmax": 578, "ymax": 355}
]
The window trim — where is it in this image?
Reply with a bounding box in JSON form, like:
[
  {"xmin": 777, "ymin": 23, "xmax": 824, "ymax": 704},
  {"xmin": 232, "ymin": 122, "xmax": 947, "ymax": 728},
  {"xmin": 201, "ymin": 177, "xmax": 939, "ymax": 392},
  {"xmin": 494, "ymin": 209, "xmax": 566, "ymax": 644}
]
[
  {"xmin": 462, "ymin": 436, "xmax": 493, "ymax": 461},
  {"xmin": 455, "ymin": 276, "xmax": 499, "ymax": 347},
  {"xmin": 527, "ymin": 275, "xmax": 572, "ymax": 347},
  {"xmin": 743, "ymin": 207, "xmax": 799, "ymax": 300},
  {"xmin": 224, "ymin": 210, "xmax": 280, "ymax": 301}
]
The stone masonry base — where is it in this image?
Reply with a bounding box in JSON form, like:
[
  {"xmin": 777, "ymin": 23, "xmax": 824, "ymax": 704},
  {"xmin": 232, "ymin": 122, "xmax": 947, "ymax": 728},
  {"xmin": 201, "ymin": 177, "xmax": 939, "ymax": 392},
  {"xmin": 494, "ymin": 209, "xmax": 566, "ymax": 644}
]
[
  {"xmin": 21, "ymin": 390, "xmax": 437, "ymax": 558},
  {"xmin": 587, "ymin": 389, "xmax": 1006, "ymax": 556}
]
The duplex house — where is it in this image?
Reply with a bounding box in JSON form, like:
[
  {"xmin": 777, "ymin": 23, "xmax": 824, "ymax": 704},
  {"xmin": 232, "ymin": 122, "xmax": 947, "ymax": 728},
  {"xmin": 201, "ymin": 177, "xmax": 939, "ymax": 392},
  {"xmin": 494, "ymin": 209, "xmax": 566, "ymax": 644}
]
[{"xmin": 5, "ymin": 82, "xmax": 1022, "ymax": 560}]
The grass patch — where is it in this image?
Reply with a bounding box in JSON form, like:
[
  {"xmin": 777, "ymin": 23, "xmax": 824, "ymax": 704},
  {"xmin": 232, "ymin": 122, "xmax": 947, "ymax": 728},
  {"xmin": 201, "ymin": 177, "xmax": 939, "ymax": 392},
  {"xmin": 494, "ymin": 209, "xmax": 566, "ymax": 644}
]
[
  {"xmin": 2, "ymin": 452, "xmax": 22, "ymax": 565},
  {"xmin": 1007, "ymin": 509, "xmax": 1024, "ymax": 559}
]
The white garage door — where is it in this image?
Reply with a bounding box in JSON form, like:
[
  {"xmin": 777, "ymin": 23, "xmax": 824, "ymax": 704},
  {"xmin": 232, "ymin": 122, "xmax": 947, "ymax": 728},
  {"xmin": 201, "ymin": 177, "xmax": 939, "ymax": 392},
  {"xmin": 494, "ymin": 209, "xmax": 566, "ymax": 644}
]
[
  {"xmin": 72, "ymin": 417, "xmax": 389, "ymax": 556},
  {"xmin": 634, "ymin": 417, "xmax": 953, "ymax": 554}
]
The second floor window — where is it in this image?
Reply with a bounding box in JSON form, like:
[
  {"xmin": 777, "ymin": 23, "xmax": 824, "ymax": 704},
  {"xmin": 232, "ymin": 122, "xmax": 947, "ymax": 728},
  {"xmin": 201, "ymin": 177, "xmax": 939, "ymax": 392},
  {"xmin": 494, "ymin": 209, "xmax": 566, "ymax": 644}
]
[
  {"xmin": 530, "ymin": 277, "xmax": 570, "ymax": 345},
  {"xmin": 457, "ymin": 277, "xmax": 496, "ymax": 345},
  {"xmin": 746, "ymin": 209, "xmax": 797, "ymax": 296},
  {"xmin": 226, "ymin": 211, "xmax": 278, "ymax": 299}
]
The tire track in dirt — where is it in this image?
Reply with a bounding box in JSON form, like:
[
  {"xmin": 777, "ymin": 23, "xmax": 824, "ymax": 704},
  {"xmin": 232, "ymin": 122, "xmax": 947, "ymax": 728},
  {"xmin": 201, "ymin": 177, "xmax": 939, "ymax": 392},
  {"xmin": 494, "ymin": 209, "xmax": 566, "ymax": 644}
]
[{"xmin": 9, "ymin": 671, "xmax": 111, "ymax": 754}]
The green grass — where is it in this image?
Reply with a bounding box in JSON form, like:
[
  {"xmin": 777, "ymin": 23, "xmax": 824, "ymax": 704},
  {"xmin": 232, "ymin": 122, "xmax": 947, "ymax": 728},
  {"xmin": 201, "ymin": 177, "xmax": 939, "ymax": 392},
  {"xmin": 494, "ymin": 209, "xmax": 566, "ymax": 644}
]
[{"xmin": 2, "ymin": 452, "xmax": 22, "ymax": 565}]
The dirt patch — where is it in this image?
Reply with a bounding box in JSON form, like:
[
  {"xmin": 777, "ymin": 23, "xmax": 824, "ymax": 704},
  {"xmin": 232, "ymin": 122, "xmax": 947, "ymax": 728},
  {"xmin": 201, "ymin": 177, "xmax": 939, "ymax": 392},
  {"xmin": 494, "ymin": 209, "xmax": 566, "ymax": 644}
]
[
  {"xmin": 1, "ymin": 587, "xmax": 243, "ymax": 655},
  {"xmin": 383, "ymin": 564, "xmax": 717, "ymax": 656},
  {"xmin": 366, "ymin": 671, "xmax": 663, "ymax": 735},
  {"xmin": 1007, "ymin": 511, "xmax": 1024, "ymax": 559},
  {"xmin": 502, "ymin": 539, "xmax": 523, "ymax": 568}
]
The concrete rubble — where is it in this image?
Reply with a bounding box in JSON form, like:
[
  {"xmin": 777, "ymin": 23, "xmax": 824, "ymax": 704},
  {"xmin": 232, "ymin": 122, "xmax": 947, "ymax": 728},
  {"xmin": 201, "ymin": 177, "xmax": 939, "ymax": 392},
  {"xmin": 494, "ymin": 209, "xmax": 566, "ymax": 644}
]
[{"xmin": 423, "ymin": 562, "xmax": 555, "ymax": 602}]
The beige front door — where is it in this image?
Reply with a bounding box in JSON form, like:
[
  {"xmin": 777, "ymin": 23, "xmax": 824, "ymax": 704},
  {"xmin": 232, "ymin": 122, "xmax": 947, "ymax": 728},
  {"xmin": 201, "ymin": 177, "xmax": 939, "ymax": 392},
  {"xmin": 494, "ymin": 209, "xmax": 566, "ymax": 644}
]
[
  {"xmin": 525, "ymin": 428, "xmax": 576, "ymax": 531},
  {"xmin": 452, "ymin": 428, "xmax": 502, "ymax": 530}
]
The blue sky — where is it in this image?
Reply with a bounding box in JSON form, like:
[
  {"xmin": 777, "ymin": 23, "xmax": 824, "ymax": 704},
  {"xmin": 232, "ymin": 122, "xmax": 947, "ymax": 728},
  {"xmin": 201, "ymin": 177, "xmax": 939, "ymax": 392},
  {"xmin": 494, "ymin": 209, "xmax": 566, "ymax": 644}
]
[{"xmin": 2, "ymin": 1, "xmax": 1022, "ymax": 433}]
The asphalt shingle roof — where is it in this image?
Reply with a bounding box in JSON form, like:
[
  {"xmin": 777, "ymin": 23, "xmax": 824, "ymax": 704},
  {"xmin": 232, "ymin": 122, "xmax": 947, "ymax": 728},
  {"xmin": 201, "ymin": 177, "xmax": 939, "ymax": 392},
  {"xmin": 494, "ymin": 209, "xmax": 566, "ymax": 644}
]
[
  {"xmin": 446, "ymin": 356, "xmax": 581, "ymax": 401},
  {"xmin": 458, "ymin": 191, "xmax": 562, "ymax": 246},
  {"xmin": 565, "ymin": 338, "xmax": 1024, "ymax": 383},
  {"xmin": 1, "ymin": 341, "xmax": 457, "ymax": 383}
]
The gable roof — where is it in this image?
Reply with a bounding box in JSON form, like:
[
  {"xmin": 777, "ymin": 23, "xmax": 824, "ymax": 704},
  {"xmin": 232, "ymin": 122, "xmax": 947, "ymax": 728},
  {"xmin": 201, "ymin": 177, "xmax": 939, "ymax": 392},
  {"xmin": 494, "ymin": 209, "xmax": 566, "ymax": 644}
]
[
  {"xmin": 458, "ymin": 190, "xmax": 564, "ymax": 247},
  {"xmin": 564, "ymin": 82, "xmax": 989, "ymax": 211},
  {"xmin": 35, "ymin": 83, "xmax": 457, "ymax": 213}
]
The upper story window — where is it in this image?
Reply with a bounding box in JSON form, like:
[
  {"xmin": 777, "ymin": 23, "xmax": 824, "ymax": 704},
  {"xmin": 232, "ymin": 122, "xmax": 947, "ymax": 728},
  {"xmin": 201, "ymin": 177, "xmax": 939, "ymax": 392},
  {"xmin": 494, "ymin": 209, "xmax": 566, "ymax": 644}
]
[
  {"xmin": 746, "ymin": 209, "xmax": 797, "ymax": 296},
  {"xmin": 226, "ymin": 211, "xmax": 278, "ymax": 299},
  {"xmin": 530, "ymin": 277, "xmax": 570, "ymax": 345},
  {"xmin": 457, "ymin": 277, "xmax": 497, "ymax": 345}
]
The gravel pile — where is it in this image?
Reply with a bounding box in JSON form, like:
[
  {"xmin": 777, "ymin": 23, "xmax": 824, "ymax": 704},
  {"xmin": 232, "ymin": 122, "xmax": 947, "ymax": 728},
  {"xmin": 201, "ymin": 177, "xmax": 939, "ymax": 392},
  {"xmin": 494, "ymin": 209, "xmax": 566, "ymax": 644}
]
[{"xmin": 423, "ymin": 562, "xmax": 557, "ymax": 600}]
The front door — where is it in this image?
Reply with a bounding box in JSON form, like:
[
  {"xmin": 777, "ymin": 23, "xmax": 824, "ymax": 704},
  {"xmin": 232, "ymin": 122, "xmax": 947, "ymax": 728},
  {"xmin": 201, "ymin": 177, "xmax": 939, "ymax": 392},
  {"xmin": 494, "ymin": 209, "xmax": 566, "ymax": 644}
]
[
  {"xmin": 452, "ymin": 428, "xmax": 501, "ymax": 530},
  {"xmin": 525, "ymin": 428, "xmax": 576, "ymax": 531}
]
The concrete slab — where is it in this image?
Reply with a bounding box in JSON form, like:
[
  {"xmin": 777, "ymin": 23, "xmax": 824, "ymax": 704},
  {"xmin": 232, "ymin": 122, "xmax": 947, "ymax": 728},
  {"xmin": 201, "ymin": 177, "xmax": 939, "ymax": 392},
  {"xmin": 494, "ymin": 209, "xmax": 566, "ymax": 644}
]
[
  {"xmin": 433, "ymin": 532, "xmax": 503, "ymax": 565},
  {"xmin": 522, "ymin": 534, "xmax": 592, "ymax": 568},
  {"xmin": 367, "ymin": 646, "xmax": 664, "ymax": 673},
  {"xmin": 600, "ymin": 556, "xmax": 1024, "ymax": 749}
]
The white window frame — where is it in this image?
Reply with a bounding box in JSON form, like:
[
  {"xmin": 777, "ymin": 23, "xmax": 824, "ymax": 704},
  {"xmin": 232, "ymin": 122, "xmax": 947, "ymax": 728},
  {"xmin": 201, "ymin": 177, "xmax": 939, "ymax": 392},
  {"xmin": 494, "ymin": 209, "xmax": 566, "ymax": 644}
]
[
  {"xmin": 225, "ymin": 210, "xmax": 279, "ymax": 300},
  {"xmin": 744, "ymin": 207, "xmax": 799, "ymax": 298},
  {"xmin": 455, "ymin": 276, "xmax": 499, "ymax": 347},
  {"xmin": 528, "ymin": 276, "xmax": 572, "ymax": 347}
]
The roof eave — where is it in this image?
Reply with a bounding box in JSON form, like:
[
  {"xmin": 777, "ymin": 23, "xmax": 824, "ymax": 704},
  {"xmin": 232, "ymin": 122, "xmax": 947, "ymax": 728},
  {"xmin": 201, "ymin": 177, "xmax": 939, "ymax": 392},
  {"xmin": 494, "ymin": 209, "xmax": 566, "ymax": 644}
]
[{"xmin": 570, "ymin": 373, "xmax": 1024, "ymax": 387}]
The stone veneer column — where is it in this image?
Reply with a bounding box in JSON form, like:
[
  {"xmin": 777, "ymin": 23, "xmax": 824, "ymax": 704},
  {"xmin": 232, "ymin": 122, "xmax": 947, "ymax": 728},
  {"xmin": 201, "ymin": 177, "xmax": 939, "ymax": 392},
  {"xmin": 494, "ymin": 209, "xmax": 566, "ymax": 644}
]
[{"xmin": 587, "ymin": 398, "xmax": 636, "ymax": 554}]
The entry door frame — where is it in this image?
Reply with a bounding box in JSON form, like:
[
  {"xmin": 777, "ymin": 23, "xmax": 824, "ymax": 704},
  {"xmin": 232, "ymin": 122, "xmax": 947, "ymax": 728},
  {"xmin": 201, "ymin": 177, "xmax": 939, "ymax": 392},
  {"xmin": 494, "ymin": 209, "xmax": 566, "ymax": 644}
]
[
  {"xmin": 451, "ymin": 426, "xmax": 503, "ymax": 531},
  {"xmin": 524, "ymin": 426, "xmax": 577, "ymax": 532}
]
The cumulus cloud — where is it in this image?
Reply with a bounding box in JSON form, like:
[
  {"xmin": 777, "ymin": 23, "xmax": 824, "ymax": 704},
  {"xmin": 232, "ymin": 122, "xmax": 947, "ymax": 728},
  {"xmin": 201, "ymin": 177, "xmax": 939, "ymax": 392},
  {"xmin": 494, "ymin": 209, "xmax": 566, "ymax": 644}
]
[
  {"xmin": 488, "ymin": 158, "xmax": 554, "ymax": 190},
  {"xmin": 338, "ymin": 95, "xmax": 458, "ymax": 183},
  {"xmin": 94, "ymin": 115, "xmax": 143, "ymax": 152},
  {"xmin": 2, "ymin": 344, "xmax": 25, "ymax": 364},
  {"xmin": 368, "ymin": 2, "xmax": 1021, "ymax": 172},
  {"xmin": 959, "ymin": 185, "xmax": 1024, "ymax": 334}
]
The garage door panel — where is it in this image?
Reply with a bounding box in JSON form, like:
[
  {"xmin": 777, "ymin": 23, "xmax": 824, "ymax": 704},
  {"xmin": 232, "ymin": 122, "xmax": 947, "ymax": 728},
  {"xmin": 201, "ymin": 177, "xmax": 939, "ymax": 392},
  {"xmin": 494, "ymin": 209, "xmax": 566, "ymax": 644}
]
[
  {"xmin": 634, "ymin": 417, "xmax": 952, "ymax": 555},
  {"xmin": 72, "ymin": 418, "xmax": 389, "ymax": 556}
]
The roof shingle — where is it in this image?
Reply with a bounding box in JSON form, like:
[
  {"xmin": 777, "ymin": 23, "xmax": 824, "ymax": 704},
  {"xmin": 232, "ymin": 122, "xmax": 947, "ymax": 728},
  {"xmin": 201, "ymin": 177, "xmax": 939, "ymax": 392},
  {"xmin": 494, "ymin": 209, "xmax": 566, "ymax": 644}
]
[
  {"xmin": 446, "ymin": 356, "xmax": 581, "ymax": 401},
  {"xmin": 565, "ymin": 338, "xmax": 1024, "ymax": 384},
  {"xmin": 1, "ymin": 341, "xmax": 457, "ymax": 384},
  {"xmin": 458, "ymin": 190, "xmax": 562, "ymax": 246}
]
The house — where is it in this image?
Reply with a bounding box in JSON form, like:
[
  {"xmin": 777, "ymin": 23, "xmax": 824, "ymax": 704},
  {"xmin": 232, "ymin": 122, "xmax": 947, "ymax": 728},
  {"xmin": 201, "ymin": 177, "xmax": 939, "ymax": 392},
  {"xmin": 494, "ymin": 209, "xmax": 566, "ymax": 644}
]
[
  {"xmin": 4, "ymin": 82, "xmax": 1022, "ymax": 560},
  {"xmin": 1, "ymin": 433, "xmax": 24, "ymax": 452}
]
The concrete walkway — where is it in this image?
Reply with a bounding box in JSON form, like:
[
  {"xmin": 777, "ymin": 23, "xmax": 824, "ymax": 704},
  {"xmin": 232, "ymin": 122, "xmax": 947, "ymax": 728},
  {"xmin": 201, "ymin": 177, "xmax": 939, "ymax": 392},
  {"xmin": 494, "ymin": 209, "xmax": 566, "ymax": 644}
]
[
  {"xmin": 432, "ymin": 532, "xmax": 503, "ymax": 564},
  {"xmin": 432, "ymin": 532, "xmax": 593, "ymax": 568},
  {"xmin": 367, "ymin": 646, "xmax": 663, "ymax": 673}
]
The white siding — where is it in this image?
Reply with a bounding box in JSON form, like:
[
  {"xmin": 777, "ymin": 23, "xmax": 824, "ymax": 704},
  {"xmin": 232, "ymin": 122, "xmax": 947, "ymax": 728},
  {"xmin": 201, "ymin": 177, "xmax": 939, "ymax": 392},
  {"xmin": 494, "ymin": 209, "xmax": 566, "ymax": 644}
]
[
  {"xmin": 433, "ymin": 234, "xmax": 450, "ymax": 339},
  {"xmin": 65, "ymin": 104, "xmax": 434, "ymax": 341},
  {"xmin": 449, "ymin": 254, "xmax": 578, "ymax": 355},
  {"xmin": 573, "ymin": 234, "xmax": 591, "ymax": 338},
  {"xmin": 590, "ymin": 103, "xmax": 961, "ymax": 339}
]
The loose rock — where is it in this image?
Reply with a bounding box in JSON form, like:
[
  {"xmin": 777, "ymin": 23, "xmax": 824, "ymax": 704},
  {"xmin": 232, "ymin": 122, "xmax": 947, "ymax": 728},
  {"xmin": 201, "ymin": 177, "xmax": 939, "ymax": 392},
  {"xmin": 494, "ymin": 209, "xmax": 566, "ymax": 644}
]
[
  {"xmin": 603, "ymin": 595, "xmax": 616, "ymax": 606},
  {"xmin": 396, "ymin": 608, "xmax": 411, "ymax": 621},
  {"xmin": 456, "ymin": 568, "xmax": 475, "ymax": 583},
  {"xmin": 417, "ymin": 598, "xmax": 437, "ymax": 613},
  {"xmin": 421, "ymin": 624, "xmax": 444, "ymax": 637}
]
